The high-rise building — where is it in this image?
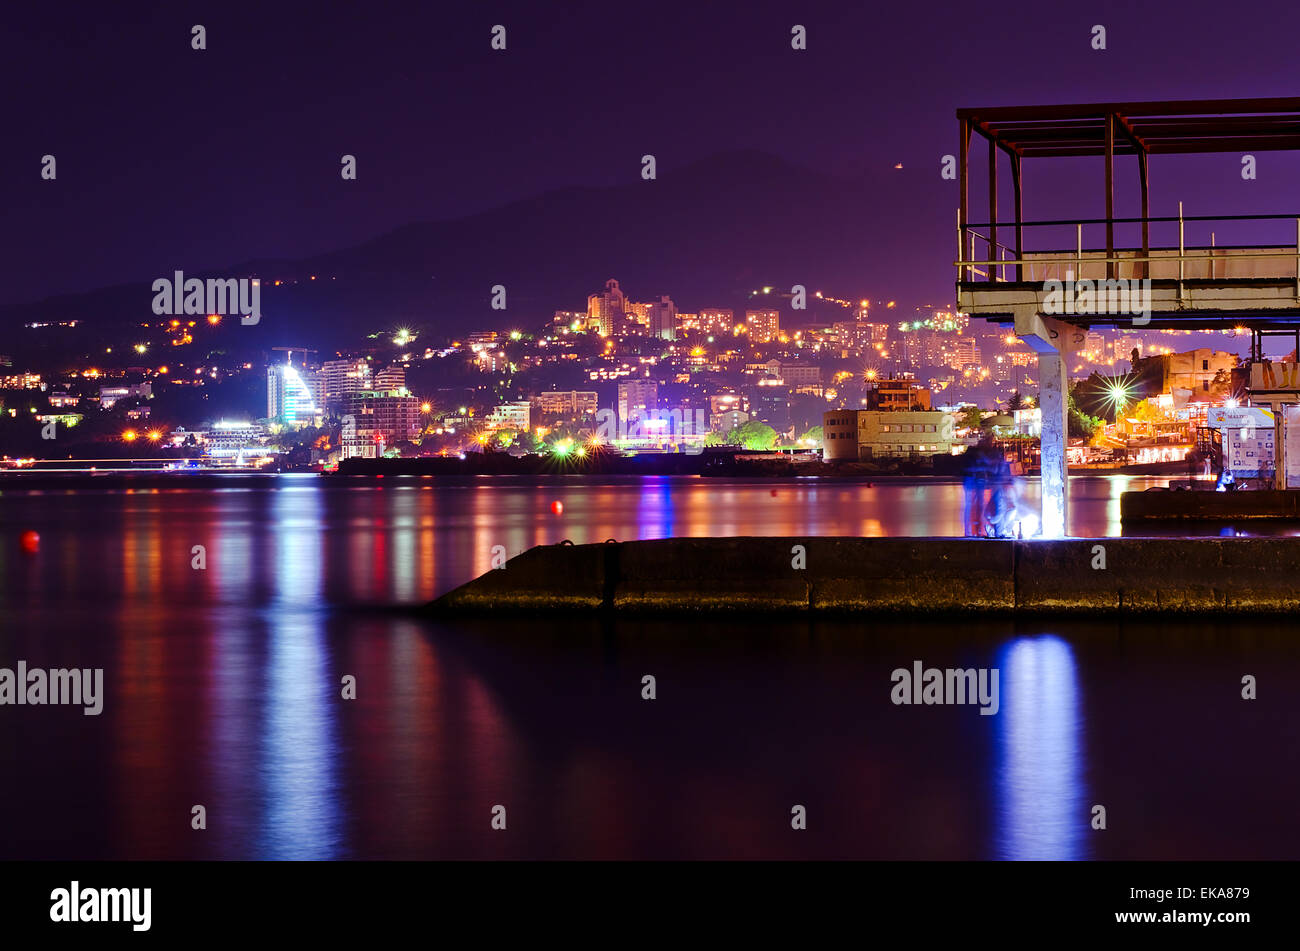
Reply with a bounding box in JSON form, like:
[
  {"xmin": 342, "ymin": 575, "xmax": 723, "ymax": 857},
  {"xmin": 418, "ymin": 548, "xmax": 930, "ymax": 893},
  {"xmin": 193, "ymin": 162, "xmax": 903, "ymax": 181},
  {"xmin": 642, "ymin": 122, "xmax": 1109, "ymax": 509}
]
[
  {"xmin": 951, "ymin": 337, "xmax": 980, "ymax": 369},
  {"xmin": 699, "ymin": 309, "xmax": 734, "ymax": 337},
  {"xmin": 374, "ymin": 364, "xmax": 407, "ymax": 394},
  {"xmin": 646, "ymin": 296, "xmax": 677, "ymax": 341},
  {"xmin": 618, "ymin": 381, "xmax": 658, "ymax": 423},
  {"xmin": 266, "ymin": 364, "xmax": 320, "ymax": 425},
  {"xmin": 340, "ymin": 390, "xmax": 421, "ymax": 455},
  {"xmin": 625, "ymin": 301, "xmax": 651, "ymax": 330},
  {"xmin": 745, "ymin": 310, "xmax": 780, "ymax": 343},
  {"xmin": 833, "ymin": 320, "xmax": 891, "ymax": 353},
  {"xmin": 588, "ymin": 279, "xmax": 627, "ymax": 337},
  {"xmin": 321, "ymin": 358, "xmax": 372, "ymax": 408}
]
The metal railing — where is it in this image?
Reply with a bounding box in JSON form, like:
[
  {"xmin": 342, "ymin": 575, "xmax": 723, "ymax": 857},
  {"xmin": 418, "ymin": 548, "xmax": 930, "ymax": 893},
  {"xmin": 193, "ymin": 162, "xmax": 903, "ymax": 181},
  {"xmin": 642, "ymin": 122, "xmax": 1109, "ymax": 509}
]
[{"xmin": 956, "ymin": 208, "xmax": 1300, "ymax": 301}]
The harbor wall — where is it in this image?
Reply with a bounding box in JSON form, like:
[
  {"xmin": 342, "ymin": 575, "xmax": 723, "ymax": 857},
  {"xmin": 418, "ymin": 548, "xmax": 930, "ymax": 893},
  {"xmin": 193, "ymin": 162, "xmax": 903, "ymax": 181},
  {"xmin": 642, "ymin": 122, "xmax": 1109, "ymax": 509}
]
[{"xmin": 431, "ymin": 537, "xmax": 1300, "ymax": 616}]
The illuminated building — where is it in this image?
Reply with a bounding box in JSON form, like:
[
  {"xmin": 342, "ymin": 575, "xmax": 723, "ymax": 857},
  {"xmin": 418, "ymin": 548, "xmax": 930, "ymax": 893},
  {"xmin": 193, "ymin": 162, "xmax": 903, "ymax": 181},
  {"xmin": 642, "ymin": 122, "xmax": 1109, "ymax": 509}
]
[
  {"xmin": 266, "ymin": 363, "xmax": 320, "ymax": 425},
  {"xmin": 0, "ymin": 372, "xmax": 41, "ymax": 389},
  {"xmin": 618, "ymin": 381, "xmax": 658, "ymax": 423},
  {"xmin": 709, "ymin": 393, "xmax": 746, "ymax": 415},
  {"xmin": 822, "ymin": 409, "xmax": 955, "ymax": 461},
  {"xmin": 745, "ymin": 309, "xmax": 780, "ymax": 343},
  {"xmin": 778, "ymin": 363, "xmax": 821, "ymax": 386},
  {"xmin": 320, "ymin": 357, "xmax": 372, "ymax": 408},
  {"xmin": 485, "ymin": 401, "xmax": 532, "ymax": 432},
  {"xmin": 374, "ymin": 364, "xmax": 407, "ymax": 393},
  {"xmin": 340, "ymin": 390, "xmax": 421, "ymax": 454},
  {"xmin": 868, "ymin": 379, "xmax": 932, "ymax": 411},
  {"xmin": 1145, "ymin": 349, "xmax": 1236, "ymax": 397},
  {"xmin": 646, "ymin": 296, "xmax": 678, "ymax": 341},
  {"xmin": 99, "ymin": 382, "xmax": 152, "ymax": 410},
  {"xmin": 533, "ymin": 391, "xmax": 599, "ymax": 417},
  {"xmin": 832, "ymin": 320, "xmax": 891, "ymax": 353},
  {"xmin": 588, "ymin": 279, "xmax": 627, "ymax": 337},
  {"xmin": 205, "ymin": 421, "xmax": 273, "ymax": 464},
  {"xmin": 711, "ymin": 408, "xmax": 749, "ymax": 433},
  {"xmin": 699, "ymin": 309, "xmax": 734, "ymax": 337}
]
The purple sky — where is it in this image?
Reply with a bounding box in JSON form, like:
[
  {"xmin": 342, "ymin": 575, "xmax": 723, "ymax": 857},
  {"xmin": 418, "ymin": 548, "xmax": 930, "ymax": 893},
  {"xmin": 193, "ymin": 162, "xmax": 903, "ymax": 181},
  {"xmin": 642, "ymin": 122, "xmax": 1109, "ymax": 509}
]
[{"xmin": 4, "ymin": 0, "xmax": 1300, "ymax": 306}]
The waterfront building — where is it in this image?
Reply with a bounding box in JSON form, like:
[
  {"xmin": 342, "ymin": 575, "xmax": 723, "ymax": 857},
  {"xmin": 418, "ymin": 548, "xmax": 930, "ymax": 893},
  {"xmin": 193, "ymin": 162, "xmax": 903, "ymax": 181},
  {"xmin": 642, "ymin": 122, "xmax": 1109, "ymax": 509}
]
[{"xmin": 822, "ymin": 409, "xmax": 955, "ymax": 461}]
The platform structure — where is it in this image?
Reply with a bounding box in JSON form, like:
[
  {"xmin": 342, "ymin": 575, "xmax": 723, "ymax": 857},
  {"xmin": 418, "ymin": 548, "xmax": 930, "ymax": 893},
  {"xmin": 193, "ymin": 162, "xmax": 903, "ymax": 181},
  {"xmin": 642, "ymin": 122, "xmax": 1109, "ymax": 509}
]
[{"xmin": 955, "ymin": 97, "xmax": 1300, "ymax": 535}]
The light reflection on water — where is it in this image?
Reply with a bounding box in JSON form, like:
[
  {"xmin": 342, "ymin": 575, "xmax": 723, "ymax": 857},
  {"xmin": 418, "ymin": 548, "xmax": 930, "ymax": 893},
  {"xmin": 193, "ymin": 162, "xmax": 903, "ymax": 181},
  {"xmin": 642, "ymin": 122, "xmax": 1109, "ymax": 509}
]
[
  {"xmin": 994, "ymin": 636, "xmax": 1086, "ymax": 861},
  {"xmin": 0, "ymin": 477, "xmax": 1298, "ymax": 860}
]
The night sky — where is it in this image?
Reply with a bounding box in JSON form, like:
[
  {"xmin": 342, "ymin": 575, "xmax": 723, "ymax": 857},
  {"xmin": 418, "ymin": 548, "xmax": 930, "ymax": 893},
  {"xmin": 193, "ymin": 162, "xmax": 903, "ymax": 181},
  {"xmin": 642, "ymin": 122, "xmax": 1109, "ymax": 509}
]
[{"xmin": 4, "ymin": 0, "xmax": 1300, "ymax": 308}]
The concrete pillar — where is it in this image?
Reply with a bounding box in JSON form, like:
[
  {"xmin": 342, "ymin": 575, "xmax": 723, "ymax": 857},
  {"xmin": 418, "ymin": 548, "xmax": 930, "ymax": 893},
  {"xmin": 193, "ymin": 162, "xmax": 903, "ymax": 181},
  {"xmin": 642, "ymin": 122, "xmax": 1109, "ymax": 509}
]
[
  {"xmin": 1037, "ymin": 350, "xmax": 1069, "ymax": 537},
  {"xmin": 1014, "ymin": 309, "xmax": 1084, "ymax": 538}
]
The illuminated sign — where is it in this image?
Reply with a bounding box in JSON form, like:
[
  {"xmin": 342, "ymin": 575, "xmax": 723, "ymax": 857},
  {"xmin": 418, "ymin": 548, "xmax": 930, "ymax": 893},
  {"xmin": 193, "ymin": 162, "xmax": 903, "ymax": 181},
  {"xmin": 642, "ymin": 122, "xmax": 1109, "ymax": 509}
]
[{"xmin": 1206, "ymin": 406, "xmax": 1273, "ymax": 429}]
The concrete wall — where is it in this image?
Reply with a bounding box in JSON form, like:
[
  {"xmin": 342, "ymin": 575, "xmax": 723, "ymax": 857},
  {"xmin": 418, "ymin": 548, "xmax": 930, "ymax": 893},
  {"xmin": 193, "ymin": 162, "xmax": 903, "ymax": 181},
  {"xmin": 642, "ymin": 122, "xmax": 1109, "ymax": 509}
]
[
  {"xmin": 1121, "ymin": 489, "xmax": 1300, "ymax": 520},
  {"xmin": 432, "ymin": 536, "xmax": 1300, "ymax": 616}
]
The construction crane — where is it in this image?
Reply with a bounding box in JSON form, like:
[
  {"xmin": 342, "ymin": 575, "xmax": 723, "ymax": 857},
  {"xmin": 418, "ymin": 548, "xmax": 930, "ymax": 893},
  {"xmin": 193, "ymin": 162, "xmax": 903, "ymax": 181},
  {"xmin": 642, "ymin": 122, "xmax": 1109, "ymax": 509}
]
[{"xmin": 271, "ymin": 346, "xmax": 317, "ymax": 366}]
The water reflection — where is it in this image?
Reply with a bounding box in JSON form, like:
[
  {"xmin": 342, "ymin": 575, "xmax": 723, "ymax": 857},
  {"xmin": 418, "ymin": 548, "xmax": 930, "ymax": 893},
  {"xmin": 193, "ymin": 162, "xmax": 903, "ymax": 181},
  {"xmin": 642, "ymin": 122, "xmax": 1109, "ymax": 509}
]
[
  {"xmin": 993, "ymin": 635, "xmax": 1086, "ymax": 860},
  {"xmin": 9, "ymin": 478, "xmax": 1299, "ymax": 860},
  {"xmin": 260, "ymin": 609, "xmax": 342, "ymax": 859}
]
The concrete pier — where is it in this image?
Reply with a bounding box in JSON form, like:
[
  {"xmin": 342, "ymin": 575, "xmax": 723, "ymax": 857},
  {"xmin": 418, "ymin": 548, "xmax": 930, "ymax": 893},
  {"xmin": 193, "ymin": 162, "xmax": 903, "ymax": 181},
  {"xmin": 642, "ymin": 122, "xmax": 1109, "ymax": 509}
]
[
  {"xmin": 430, "ymin": 537, "xmax": 1300, "ymax": 616},
  {"xmin": 1121, "ymin": 489, "xmax": 1300, "ymax": 521}
]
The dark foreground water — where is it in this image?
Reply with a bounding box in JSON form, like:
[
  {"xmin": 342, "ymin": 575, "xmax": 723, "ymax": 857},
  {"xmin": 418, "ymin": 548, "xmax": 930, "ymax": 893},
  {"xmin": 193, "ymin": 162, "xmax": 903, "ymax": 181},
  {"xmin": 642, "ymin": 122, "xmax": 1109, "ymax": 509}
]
[{"xmin": 0, "ymin": 475, "xmax": 1297, "ymax": 859}]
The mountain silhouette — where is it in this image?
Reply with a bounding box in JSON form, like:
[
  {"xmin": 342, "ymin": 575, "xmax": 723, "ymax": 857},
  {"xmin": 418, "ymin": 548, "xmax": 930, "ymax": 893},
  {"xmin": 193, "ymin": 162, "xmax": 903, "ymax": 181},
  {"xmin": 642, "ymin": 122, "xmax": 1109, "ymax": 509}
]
[{"xmin": 1, "ymin": 150, "xmax": 958, "ymax": 357}]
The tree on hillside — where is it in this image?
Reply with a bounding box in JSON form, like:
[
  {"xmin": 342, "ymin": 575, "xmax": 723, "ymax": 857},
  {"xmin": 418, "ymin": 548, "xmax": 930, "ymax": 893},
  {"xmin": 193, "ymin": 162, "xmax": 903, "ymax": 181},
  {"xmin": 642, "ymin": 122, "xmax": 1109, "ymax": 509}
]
[
  {"xmin": 727, "ymin": 420, "xmax": 777, "ymax": 450},
  {"xmin": 1068, "ymin": 389, "xmax": 1105, "ymax": 440},
  {"xmin": 959, "ymin": 405, "xmax": 984, "ymax": 431}
]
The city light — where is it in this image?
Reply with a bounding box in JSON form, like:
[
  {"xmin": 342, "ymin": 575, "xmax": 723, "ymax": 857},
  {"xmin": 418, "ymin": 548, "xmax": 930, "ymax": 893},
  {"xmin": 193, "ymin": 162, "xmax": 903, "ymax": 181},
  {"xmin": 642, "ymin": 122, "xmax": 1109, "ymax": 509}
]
[
  {"xmin": 122, "ymin": 430, "xmax": 137, "ymax": 442},
  {"xmin": 1102, "ymin": 379, "xmax": 1137, "ymax": 416}
]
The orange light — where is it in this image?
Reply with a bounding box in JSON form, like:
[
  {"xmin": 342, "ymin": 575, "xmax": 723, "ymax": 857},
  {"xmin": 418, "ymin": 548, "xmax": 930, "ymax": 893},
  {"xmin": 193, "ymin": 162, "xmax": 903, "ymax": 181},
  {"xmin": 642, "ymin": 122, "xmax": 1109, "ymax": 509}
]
[
  {"xmin": 122, "ymin": 430, "xmax": 138, "ymax": 442},
  {"xmin": 147, "ymin": 430, "xmax": 162, "ymax": 441},
  {"xmin": 170, "ymin": 320, "xmax": 180, "ymax": 328},
  {"xmin": 207, "ymin": 314, "xmax": 221, "ymax": 325},
  {"xmin": 420, "ymin": 402, "xmax": 432, "ymax": 413}
]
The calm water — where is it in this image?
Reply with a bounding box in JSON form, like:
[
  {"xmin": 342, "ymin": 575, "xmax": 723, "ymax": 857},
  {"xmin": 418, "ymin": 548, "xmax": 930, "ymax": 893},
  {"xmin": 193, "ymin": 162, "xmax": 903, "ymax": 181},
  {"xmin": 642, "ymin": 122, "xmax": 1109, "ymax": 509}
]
[{"xmin": 1, "ymin": 474, "xmax": 1297, "ymax": 859}]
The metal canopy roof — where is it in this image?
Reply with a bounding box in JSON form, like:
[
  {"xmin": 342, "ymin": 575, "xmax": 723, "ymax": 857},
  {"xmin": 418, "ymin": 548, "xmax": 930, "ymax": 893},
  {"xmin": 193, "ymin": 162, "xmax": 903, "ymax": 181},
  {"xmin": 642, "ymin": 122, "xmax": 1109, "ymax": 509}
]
[{"xmin": 957, "ymin": 97, "xmax": 1300, "ymax": 157}]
